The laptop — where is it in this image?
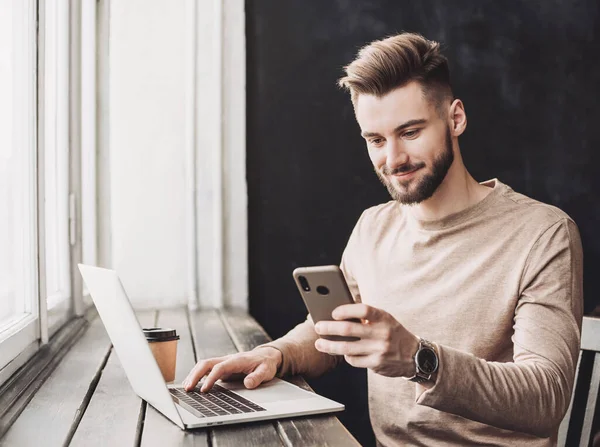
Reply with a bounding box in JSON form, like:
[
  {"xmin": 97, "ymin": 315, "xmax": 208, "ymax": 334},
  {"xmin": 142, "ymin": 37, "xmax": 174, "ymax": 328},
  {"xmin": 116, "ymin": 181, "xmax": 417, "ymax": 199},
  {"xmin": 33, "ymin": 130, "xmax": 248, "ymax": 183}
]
[{"xmin": 78, "ymin": 264, "xmax": 344, "ymax": 429}]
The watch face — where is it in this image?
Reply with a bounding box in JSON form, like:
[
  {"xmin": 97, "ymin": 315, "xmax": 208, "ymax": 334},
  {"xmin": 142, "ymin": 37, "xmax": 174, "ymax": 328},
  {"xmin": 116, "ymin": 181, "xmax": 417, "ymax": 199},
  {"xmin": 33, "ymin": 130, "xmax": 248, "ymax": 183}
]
[{"xmin": 416, "ymin": 347, "xmax": 438, "ymax": 375}]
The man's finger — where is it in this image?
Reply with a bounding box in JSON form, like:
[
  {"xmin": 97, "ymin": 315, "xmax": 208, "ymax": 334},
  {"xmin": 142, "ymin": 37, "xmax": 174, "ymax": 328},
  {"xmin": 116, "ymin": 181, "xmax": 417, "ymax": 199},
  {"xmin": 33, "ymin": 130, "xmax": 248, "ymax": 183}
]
[
  {"xmin": 183, "ymin": 357, "xmax": 226, "ymax": 391},
  {"xmin": 314, "ymin": 338, "xmax": 375, "ymax": 356},
  {"xmin": 220, "ymin": 372, "xmax": 246, "ymax": 382},
  {"xmin": 331, "ymin": 303, "xmax": 381, "ymax": 321},
  {"xmin": 314, "ymin": 320, "xmax": 370, "ymax": 339},
  {"xmin": 201, "ymin": 357, "xmax": 250, "ymax": 392},
  {"xmin": 243, "ymin": 363, "xmax": 273, "ymax": 389}
]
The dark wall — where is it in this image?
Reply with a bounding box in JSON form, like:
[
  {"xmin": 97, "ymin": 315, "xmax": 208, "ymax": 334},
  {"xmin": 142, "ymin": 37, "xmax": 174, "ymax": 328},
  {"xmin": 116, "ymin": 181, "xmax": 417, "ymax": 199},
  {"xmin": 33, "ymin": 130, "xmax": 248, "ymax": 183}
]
[{"xmin": 246, "ymin": 1, "xmax": 600, "ymax": 445}]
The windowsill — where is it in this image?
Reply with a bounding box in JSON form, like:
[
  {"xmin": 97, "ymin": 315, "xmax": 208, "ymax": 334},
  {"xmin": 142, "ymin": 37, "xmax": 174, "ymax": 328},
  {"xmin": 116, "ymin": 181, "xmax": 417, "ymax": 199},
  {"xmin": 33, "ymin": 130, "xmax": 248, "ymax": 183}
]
[
  {"xmin": 0, "ymin": 341, "xmax": 38, "ymax": 387},
  {"xmin": 0, "ymin": 305, "xmax": 96, "ymax": 438}
]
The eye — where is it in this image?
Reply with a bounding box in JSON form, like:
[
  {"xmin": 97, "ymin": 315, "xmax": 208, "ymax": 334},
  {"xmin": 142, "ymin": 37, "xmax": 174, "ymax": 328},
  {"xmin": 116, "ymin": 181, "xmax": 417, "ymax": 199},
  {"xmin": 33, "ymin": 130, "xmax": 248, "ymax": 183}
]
[
  {"xmin": 368, "ymin": 138, "xmax": 385, "ymax": 148},
  {"xmin": 403, "ymin": 129, "xmax": 420, "ymax": 139}
]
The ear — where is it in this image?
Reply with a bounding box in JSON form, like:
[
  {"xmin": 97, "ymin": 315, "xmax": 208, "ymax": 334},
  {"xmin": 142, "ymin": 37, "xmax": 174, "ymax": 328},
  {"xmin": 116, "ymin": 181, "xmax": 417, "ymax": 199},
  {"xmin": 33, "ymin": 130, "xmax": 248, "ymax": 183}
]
[{"xmin": 448, "ymin": 99, "xmax": 467, "ymax": 137}]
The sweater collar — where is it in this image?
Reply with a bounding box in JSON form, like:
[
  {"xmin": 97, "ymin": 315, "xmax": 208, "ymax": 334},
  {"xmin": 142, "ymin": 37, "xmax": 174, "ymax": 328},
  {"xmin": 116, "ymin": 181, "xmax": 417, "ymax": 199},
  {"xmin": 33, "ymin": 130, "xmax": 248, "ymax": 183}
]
[{"xmin": 404, "ymin": 178, "xmax": 505, "ymax": 231}]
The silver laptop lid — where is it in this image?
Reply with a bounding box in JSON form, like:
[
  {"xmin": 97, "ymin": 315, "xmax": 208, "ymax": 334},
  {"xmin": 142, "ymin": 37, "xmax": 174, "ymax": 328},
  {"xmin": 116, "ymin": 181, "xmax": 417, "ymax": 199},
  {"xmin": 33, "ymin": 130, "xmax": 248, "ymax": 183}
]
[{"xmin": 78, "ymin": 264, "xmax": 185, "ymax": 429}]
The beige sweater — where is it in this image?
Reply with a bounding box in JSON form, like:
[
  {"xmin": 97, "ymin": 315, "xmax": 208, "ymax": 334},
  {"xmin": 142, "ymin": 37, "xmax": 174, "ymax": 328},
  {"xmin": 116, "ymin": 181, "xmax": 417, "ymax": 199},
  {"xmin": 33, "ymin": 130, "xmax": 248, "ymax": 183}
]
[{"xmin": 262, "ymin": 179, "xmax": 583, "ymax": 446}]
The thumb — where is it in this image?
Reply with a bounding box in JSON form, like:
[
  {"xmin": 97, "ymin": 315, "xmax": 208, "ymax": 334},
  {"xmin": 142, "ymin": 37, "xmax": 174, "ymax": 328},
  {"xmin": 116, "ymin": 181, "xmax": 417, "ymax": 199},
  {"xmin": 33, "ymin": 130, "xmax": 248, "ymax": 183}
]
[{"xmin": 243, "ymin": 363, "xmax": 273, "ymax": 389}]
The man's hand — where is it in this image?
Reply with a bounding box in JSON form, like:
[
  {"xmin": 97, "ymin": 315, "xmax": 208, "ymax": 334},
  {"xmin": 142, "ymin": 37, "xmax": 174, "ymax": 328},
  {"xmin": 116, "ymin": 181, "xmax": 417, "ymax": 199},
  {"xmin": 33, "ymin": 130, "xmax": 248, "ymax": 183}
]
[
  {"xmin": 182, "ymin": 347, "xmax": 282, "ymax": 392},
  {"xmin": 314, "ymin": 303, "xmax": 420, "ymax": 378}
]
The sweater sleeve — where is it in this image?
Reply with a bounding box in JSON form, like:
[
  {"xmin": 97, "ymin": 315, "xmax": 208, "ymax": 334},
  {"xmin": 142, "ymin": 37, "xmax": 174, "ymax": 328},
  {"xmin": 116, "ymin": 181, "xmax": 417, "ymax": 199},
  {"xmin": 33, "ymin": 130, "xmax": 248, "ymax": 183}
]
[{"xmin": 416, "ymin": 218, "xmax": 584, "ymax": 437}]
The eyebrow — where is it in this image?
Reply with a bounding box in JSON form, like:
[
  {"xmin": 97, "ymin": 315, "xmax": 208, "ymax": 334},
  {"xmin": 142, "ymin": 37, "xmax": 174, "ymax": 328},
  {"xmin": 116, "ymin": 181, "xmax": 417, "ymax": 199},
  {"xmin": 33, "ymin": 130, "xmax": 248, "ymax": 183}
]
[{"xmin": 361, "ymin": 119, "xmax": 428, "ymax": 138}]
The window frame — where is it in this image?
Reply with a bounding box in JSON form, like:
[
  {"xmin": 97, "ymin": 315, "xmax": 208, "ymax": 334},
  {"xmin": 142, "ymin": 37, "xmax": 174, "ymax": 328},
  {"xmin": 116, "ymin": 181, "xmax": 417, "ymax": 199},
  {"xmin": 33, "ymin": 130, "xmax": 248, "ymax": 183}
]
[
  {"xmin": 43, "ymin": 0, "xmax": 75, "ymax": 338},
  {"xmin": 0, "ymin": 0, "xmax": 41, "ymax": 374},
  {"xmin": 80, "ymin": 0, "xmax": 98, "ymax": 309},
  {"xmin": 0, "ymin": 0, "xmax": 98, "ymax": 389}
]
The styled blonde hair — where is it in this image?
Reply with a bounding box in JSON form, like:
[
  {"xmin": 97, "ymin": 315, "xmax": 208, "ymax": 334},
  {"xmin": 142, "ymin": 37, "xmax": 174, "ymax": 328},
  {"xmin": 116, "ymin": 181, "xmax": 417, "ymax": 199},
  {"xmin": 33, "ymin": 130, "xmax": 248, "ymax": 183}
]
[{"xmin": 338, "ymin": 33, "xmax": 453, "ymax": 113}]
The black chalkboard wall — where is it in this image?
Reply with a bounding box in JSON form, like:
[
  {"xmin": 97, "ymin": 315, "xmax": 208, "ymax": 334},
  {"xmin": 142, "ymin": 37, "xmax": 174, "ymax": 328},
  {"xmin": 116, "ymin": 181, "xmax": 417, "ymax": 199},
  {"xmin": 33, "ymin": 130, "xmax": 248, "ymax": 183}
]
[{"xmin": 246, "ymin": 1, "xmax": 600, "ymax": 444}]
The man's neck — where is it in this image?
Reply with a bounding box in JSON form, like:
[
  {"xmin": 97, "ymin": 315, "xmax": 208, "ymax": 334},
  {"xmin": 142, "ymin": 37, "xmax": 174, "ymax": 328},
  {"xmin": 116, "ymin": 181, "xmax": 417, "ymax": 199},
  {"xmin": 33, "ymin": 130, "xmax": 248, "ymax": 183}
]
[{"xmin": 407, "ymin": 163, "xmax": 492, "ymax": 222}]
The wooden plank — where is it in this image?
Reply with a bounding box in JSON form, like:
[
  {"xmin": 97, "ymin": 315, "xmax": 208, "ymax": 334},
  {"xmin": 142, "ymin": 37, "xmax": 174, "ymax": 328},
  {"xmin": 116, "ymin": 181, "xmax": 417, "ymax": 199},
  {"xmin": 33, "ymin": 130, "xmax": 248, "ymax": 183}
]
[
  {"xmin": 67, "ymin": 347, "xmax": 141, "ymax": 446},
  {"xmin": 218, "ymin": 308, "xmax": 272, "ymax": 352},
  {"xmin": 68, "ymin": 310, "xmax": 156, "ymax": 446},
  {"xmin": 190, "ymin": 309, "xmax": 284, "ymax": 447},
  {"xmin": 1, "ymin": 316, "xmax": 110, "ymax": 446},
  {"xmin": 190, "ymin": 309, "xmax": 238, "ymax": 360},
  {"xmin": 211, "ymin": 424, "xmax": 283, "ymax": 447},
  {"xmin": 219, "ymin": 308, "xmax": 360, "ymax": 446},
  {"xmin": 579, "ymin": 353, "xmax": 600, "ymax": 447},
  {"xmin": 140, "ymin": 308, "xmax": 209, "ymax": 447},
  {"xmin": 274, "ymin": 414, "xmax": 360, "ymax": 446},
  {"xmin": 0, "ymin": 317, "xmax": 87, "ymax": 439},
  {"xmin": 581, "ymin": 317, "xmax": 600, "ymax": 351}
]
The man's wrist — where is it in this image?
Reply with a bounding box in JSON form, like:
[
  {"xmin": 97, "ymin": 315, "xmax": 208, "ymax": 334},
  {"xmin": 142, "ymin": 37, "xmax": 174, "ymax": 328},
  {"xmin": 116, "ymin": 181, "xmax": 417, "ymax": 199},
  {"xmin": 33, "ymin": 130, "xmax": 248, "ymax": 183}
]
[{"xmin": 403, "ymin": 335, "xmax": 421, "ymax": 378}]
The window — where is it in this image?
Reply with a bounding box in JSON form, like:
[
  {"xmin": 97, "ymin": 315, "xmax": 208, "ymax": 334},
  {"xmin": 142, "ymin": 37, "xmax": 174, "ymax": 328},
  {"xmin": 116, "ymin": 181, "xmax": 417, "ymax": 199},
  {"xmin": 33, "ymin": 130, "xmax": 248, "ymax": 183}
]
[
  {"xmin": 0, "ymin": 0, "xmax": 39, "ymax": 375},
  {"xmin": 0, "ymin": 0, "xmax": 98, "ymax": 386}
]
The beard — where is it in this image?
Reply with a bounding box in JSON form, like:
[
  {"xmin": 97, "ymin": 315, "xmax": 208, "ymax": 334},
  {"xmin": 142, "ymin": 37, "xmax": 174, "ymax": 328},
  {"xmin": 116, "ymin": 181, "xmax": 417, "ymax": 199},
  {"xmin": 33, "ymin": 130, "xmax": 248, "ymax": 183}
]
[{"xmin": 375, "ymin": 128, "xmax": 454, "ymax": 205}]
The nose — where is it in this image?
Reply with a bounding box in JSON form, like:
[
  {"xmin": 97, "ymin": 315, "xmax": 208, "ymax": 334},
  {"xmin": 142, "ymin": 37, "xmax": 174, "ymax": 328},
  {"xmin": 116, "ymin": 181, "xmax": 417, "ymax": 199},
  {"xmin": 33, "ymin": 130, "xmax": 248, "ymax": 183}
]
[{"xmin": 385, "ymin": 139, "xmax": 409, "ymax": 171}]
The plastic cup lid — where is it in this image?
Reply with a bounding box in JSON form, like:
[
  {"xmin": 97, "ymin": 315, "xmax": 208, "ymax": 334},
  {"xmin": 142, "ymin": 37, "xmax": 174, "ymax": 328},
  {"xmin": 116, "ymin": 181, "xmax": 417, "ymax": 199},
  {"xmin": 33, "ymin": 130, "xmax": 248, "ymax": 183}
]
[{"xmin": 142, "ymin": 327, "xmax": 180, "ymax": 342}]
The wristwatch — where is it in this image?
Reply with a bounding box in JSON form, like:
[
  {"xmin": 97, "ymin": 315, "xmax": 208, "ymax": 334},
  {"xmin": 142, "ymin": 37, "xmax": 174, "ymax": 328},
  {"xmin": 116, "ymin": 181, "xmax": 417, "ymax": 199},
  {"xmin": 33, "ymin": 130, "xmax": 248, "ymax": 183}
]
[{"xmin": 407, "ymin": 338, "xmax": 439, "ymax": 383}]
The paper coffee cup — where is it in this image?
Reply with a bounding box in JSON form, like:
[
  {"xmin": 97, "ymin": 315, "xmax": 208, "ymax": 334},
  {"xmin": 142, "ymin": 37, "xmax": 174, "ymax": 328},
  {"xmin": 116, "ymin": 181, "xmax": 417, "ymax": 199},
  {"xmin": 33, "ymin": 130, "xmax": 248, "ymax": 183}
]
[{"xmin": 143, "ymin": 328, "xmax": 180, "ymax": 383}]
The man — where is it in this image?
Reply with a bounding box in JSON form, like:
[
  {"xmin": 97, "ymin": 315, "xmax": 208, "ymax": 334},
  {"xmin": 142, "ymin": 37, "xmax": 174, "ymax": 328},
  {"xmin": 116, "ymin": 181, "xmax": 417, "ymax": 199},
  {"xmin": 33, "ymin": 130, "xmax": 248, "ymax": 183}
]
[{"xmin": 184, "ymin": 33, "xmax": 583, "ymax": 445}]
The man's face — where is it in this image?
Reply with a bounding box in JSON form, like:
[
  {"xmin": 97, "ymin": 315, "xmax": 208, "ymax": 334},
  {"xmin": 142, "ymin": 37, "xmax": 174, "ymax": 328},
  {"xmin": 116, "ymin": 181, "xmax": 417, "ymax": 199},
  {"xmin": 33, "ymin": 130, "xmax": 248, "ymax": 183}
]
[{"xmin": 355, "ymin": 82, "xmax": 454, "ymax": 205}]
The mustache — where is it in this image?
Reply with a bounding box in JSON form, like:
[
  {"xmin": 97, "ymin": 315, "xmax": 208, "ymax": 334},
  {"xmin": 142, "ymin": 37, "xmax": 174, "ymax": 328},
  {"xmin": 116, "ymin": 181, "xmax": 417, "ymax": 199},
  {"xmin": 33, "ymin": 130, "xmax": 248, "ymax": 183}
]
[{"xmin": 381, "ymin": 162, "xmax": 425, "ymax": 176}]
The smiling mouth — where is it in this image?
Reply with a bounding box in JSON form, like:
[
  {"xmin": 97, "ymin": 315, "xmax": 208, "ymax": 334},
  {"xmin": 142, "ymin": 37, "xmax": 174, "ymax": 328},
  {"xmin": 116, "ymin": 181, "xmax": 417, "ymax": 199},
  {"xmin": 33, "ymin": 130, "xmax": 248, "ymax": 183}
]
[{"xmin": 391, "ymin": 167, "xmax": 421, "ymax": 178}]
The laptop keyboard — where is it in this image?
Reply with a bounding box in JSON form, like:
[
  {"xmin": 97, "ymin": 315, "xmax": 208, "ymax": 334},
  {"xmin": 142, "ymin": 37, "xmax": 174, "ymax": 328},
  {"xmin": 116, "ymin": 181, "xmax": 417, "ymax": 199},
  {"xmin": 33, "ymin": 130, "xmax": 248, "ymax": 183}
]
[{"xmin": 170, "ymin": 384, "xmax": 266, "ymax": 418}]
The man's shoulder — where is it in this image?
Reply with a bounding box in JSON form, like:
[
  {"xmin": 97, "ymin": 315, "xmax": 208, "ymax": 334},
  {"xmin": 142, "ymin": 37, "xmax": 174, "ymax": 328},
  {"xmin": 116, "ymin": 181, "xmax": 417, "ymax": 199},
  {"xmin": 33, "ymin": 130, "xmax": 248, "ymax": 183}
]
[
  {"xmin": 350, "ymin": 183, "xmax": 578, "ymax": 239},
  {"xmin": 496, "ymin": 184, "xmax": 576, "ymax": 231}
]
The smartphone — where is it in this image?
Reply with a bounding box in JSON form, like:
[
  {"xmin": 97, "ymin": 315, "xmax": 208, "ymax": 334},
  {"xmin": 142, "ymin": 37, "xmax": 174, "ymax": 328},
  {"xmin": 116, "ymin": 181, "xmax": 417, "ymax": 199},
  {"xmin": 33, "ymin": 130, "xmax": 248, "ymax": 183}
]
[{"xmin": 293, "ymin": 265, "xmax": 360, "ymax": 342}]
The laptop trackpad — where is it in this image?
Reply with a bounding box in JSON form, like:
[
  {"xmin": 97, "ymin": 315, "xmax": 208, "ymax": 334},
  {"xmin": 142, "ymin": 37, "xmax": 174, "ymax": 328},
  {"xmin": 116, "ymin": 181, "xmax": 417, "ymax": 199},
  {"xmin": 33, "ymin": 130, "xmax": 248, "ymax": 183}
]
[{"xmin": 223, "ymin": 379, "xmax": 313, "ymax": 404}]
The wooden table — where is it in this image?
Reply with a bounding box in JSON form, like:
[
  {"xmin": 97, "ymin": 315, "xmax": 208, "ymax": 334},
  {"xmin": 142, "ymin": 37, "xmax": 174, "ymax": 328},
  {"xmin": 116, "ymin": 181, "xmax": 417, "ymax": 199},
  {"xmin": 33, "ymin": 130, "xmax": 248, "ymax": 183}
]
[{"xmin": 0, "ymin": 308, "xmax": 359, "ymax": 446}]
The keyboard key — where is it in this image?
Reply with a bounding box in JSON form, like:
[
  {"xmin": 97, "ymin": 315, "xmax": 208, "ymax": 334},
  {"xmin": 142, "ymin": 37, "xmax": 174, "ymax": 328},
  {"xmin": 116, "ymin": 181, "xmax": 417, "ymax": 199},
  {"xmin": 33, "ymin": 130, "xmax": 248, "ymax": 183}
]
[
  {"xmin": 201, "ymin": 393, "xmax": 243, "ymax": 414},
  {"xmin": 169, "ymin": 385, "xmax": 266, "ymax": 419},
  {"xmin": 170, "ymin": 389, "xmax": 216, "ymax": 417},
  {"xmin": 213, "ymin": 385, "xmax": 266, "ymax": 412}
]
